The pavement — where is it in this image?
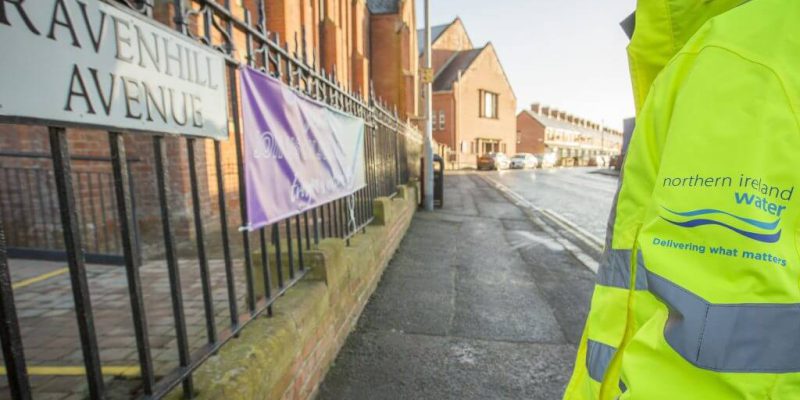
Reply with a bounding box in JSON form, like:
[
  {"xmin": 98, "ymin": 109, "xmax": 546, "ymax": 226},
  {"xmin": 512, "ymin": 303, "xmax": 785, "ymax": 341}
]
[
  {"xmin": 1, "ymin": 258, "xmax": 252, "ymax": 400},
  {"xmin": 318, "ymin": 173, "xmax": 598, "ymax": 400}
]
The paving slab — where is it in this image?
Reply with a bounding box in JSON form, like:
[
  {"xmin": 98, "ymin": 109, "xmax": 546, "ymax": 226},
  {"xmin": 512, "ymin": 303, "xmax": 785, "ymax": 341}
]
[{"xmin": 319, "ymin": 174, "xmax": 594, "ymax": 399}]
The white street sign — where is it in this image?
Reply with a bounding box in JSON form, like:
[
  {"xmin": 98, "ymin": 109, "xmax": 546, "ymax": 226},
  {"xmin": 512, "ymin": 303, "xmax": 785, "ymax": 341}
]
[{"xmin": 0, "ymin": 0, "xmax": 229, "ymax": 140}]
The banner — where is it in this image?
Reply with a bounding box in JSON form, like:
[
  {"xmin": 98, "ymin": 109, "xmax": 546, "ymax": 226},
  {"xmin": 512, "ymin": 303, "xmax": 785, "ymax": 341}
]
[
  {"xmin": 240, "ymin": 66, "xmax": 366, "ymax": 230},
  {"xmin": 0, "ymin": 1, "xmax": 228, "ymax": 139}
]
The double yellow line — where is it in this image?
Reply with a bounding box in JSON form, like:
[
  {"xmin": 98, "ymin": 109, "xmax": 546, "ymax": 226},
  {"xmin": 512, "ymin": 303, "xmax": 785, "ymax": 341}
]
[{"xmin": 5, "ymin": 268, "xmax": 142, "ymax": 378}]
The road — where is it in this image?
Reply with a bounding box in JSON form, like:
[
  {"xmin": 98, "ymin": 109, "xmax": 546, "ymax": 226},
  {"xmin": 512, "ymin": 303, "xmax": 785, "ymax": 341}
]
[{"xmin": 483, "ymin": 167, "xmax": 619, "ymax": 242}]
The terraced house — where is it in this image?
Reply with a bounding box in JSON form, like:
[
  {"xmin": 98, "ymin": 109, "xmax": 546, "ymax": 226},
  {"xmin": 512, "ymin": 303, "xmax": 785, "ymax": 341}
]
[
  {"xmin": 419, "ymin": 18, "xmax": 517, "ymax": 169},
  {"xmin": 517, "ymin": 103, "xmax": 624, "ymax": 166}
]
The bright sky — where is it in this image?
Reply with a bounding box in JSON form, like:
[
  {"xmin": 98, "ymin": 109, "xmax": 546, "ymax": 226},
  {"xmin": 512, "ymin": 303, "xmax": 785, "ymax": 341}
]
[{"xmin": 416, "ymin": 0, "xmax": 636, "ymax": 130}]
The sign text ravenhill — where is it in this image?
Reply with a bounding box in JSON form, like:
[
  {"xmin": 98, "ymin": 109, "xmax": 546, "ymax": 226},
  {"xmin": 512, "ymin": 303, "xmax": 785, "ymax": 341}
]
[{"xmin": 0, "ymin": 0, "xmax": 229, "ymax": 139}]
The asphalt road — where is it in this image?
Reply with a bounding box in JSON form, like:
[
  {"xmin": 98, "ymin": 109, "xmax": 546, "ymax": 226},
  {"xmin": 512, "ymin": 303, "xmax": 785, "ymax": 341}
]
[{"xmin": 484, "ymin": 167, "xmax": 619, "ymax": 241}]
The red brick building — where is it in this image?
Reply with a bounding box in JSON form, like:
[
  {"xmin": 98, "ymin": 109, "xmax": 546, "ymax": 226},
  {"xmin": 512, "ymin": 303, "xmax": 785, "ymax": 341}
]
[
  {"xmin": 419, "ymin": 18, "xmax": 517, "ymax": 169},
  {"xmin": 368, "ymin": 0, "xmax": 419, "ymax": 120},
  {"xmin": 517, "ymin": 103, "xmax": 624, "ymax": 166}
]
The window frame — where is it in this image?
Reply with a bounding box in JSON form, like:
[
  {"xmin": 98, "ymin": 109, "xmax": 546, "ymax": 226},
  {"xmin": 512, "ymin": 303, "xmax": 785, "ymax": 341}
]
[{"xmin": 479, "ymin": 90, "xmax": 499, "ymax": 119}]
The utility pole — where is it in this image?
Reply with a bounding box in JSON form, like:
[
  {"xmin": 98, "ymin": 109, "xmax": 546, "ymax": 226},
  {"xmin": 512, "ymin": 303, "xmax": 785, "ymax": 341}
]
[{"xmin": 422, "ymin": 0, "xmax": 434, "ymax": 211}]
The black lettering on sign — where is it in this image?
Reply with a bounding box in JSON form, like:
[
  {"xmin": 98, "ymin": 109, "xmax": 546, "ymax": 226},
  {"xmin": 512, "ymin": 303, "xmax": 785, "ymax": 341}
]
[
  {"xmin": 163, "ymin": 38, "xmax": 185, "ymax": 79},
  {"xmin": 65, "ymin": 64, "xmax": 95, "ymax": 114},
  {"xmin": 112, "ymin": 15, "xmax": 134, "ymax": 63},
  {"xmin": 47, "ymin": 0, "xmax": 81, "ymax": 48},
  {"xmin": 77, "ymin": 1, "xmax": 106, "ymax": 53},
  {"xmin": 191, "ymin": 94, "xmax": 203, "ymax": 128},
  {"xmin": 121, "ymin": 76, "xmax": 142, "ymax": 120},
  {"xmin": 0, "ymin": 0, "xmax": 41, "ymax": 35},
  {"xmin": 168, "ymin": 88, "xmax": 188, "ymax": 126},
  {"xmin": 142, "ymin": 82, "xmax": 167, "ymax": 123},
  {"xmin": 135, "ymin": 25, "xmax": 160, "ymax": 72},
  {"xmin": 88, "ymin": 67, "xmax": 115, "ymax": 116}
]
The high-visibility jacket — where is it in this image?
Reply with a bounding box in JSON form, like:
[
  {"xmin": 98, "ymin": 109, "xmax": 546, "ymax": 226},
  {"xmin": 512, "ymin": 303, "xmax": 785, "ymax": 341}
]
[{"xmin": 564, "ymin": 0, "xmax": 800, "ymax": 398}]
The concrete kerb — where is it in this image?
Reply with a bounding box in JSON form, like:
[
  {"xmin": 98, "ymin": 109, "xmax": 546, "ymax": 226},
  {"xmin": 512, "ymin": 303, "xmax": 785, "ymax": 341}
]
[{"xmin": 166, "ymin": 182, "xmax": 418, "ymax": 399}]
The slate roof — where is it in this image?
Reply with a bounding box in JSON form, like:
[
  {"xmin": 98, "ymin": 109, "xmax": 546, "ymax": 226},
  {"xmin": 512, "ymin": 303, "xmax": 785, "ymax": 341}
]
[
  {"xmin": 417, "ymin": 23, "xmax": 450, "ymax": 56},
  {"xmin": 432, "ymin": 48, "xmax": 484, "ymax": 91},
  {"xmin": 523, "ymin": 110, "xmax": 581, "ymax": 133},
  {"xmin": 367, "ymin": 0, "xmax": 400, "ymax": 14}
]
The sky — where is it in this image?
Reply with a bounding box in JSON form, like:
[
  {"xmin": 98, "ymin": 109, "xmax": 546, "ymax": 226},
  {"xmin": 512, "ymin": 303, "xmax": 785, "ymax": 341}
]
[{"xmin": 416, "ymin": 0, "xmax": 636, "ymax": 130}]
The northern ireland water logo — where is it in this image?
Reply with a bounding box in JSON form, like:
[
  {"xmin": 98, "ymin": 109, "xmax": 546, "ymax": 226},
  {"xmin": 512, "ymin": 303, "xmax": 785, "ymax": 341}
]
[{"xmin": 660, "ymin": 207, "xmax": 782, "ymax": 243}]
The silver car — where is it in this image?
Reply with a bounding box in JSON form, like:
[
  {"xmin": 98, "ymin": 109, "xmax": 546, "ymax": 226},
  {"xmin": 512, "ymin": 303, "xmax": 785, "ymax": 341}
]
[{"xmin": 510, "ymin": 153, "xmax": 538, "ymax": 169}]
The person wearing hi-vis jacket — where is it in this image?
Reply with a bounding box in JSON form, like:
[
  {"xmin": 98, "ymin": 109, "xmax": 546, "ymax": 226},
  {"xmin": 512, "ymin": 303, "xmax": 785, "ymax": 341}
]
[{"xmin": 564, "ymin": 0, "xmax": 800, "ymax": 399}]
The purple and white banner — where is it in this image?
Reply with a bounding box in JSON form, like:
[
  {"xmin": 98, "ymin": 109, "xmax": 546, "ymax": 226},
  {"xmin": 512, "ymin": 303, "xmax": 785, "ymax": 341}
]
[{"xmin": 240, "ymin": 66, "xmax": 366, "ymax": 231}]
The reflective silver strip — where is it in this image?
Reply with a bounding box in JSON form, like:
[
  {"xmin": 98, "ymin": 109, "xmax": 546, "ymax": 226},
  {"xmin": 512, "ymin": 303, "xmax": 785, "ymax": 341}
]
[
  {"xmin": 646, "ymin": 269, "xmax": 800, "ymax": 373},
  {"xmin": 596, "ymin": 249, "xmax": 647, "ymax": 290},
  {"xmin": 619, "ymin": 12, "xmax": 635, "ymax": 40},
  {"xmin": 586, "ymin": 339, "xmax": 616, "ymax": 381}
]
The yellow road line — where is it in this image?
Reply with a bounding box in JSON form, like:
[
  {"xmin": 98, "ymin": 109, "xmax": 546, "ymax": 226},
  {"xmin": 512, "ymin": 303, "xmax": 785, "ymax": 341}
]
[
  {"xmin": 12, "ymin": 267, "xmax": 69, "ymax": 290},
  {"xmin": 0, "ymin": 365, "xmax": 141, "ymax": 377}
]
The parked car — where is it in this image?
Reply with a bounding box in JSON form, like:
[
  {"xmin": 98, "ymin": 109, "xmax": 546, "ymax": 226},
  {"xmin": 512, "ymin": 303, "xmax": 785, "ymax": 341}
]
[
  {"xmin": 535, "ymin": 152, "xmax": 557, "ymax": 168},
  {"xmin": 510, "ymin": 153, "xmax": 538, "ymax": 169},
  {"xmin": 477, "ymin": 152, "xmax": 510, "ymax": 170},
  {"xmin": 589, "ymin": 155, "xmax": 610, "ymax": 167}
]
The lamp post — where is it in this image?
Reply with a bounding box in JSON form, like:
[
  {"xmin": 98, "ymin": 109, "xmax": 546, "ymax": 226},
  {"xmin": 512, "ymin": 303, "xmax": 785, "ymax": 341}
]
[{"xmin": 422, "ymin": 0, "xmax": 434, "ymax": 211}]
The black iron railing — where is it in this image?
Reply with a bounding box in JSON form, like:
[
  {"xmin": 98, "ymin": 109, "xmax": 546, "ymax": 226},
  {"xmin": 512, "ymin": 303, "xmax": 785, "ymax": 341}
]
[
  {"xmin": 0, "ymin": 152, "xmax": 141, "ymax": 264},
  {"xmin": 0, "ymin": 0, "xmax": 423, "ymax": 399}
]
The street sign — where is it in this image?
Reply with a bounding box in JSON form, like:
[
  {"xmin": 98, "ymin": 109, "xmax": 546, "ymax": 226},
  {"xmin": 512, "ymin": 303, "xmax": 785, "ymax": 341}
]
[
  {"xmin": 0, "ymin": 0, "xmax": 229, "ymax": 140},
  {"xmin": 420, "ymin": 67, "xmax": 434, "ymax": 84}
]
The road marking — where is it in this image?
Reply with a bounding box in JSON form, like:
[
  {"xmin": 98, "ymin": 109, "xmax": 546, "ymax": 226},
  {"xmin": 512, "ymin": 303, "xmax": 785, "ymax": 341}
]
[
  {"xmin": 477, "ymin": 174, "xmax": 602, "ymax": 273},
  {"xmin": 12, "ymin": 267, "xmax": 69, "ymax": 290},
  {"xmin": 0, "ymin": 365, "xmax": 140, "ymax": 377},
  {"xmin": 539, "ymin": 209, "xmax": 604, "ymax": 252}
]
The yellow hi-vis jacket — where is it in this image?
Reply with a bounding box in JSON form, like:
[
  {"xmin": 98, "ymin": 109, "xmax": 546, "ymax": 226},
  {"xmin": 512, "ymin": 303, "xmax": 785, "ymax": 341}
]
[{"xmin": 564, "ymin": 0, "xmax": 800, "ymax": 399}]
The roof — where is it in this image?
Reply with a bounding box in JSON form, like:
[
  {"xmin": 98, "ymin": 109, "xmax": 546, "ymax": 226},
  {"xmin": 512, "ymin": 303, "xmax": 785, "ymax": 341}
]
[
  {"xmin": 367, "ymin": 0, "xmax": 400, "ymax": 14},
  {"xmin": 417, "ymin": 23, "xmax": 449, "ymax": 56},
  {"xmin": 432, "ymin": 48, "xmax": 484, "ymax": 91},
  {"xmin": 523, "ymin": 110, "xmax": 581, "ymax": 133}
]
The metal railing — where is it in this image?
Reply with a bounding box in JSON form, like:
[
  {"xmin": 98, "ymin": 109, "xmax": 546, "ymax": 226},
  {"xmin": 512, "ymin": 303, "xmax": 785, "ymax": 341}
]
[
  {"xmin": 0, "ymin": 152, "xmax": 141, "ymax": 264},
  {"xmin": 0, "ymin": 1, "xmax": 422, "ymax": 399}
]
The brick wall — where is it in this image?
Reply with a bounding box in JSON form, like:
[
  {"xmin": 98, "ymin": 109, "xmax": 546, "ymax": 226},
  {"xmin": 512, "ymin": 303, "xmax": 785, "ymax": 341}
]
[
  {"xmin": 370, "ymin": 0, "xmax": 419, "ymax": 120},
  {"xmin": 516, "ymin": 111, "xmax": 547, "ymax": 155},
  {"xmin": 164, "ymin": 184, "xmax": 419, "ymax": 399},
  {"xmin": 429, "ymin": 18, "xmax": 472, "ymax": 72},
  {"xmin": 432, "ymin": 92, "xmax": 455, "ymax": 154}
]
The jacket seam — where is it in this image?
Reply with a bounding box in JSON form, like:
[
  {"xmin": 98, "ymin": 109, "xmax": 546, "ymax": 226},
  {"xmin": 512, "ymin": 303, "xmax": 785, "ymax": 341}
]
[{"xmin": 669, "ymin": 44, "xmax": 800, "ymax": 134}]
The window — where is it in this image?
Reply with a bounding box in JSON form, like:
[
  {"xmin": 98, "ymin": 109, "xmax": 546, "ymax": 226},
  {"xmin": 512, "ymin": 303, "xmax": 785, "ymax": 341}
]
[
  {"xmin": 438, "ymin": 111, "xmax": 445, "ymax": 130},
  {"xmin": 479, "ymin": 90, "xmax": 498, "ymax": 119}
]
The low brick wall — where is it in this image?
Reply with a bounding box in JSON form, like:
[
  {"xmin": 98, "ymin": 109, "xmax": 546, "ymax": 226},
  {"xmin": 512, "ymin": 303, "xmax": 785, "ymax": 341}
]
[{"xmin": 167, "ymin": 182, "xmax": 418, "ymax": 399}]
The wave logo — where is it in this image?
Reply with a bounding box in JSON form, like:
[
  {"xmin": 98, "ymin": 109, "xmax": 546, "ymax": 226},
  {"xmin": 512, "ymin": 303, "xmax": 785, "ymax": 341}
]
[{"xmin": 660, "ymin": 207, "xmax": 781, "ymax": 243}]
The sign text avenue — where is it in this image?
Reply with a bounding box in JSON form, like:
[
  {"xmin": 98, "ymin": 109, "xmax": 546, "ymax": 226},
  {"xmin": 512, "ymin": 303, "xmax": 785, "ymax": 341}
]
[{"xmin": 0, "ymin": 0, "xmax": 229, "ymax": 139}]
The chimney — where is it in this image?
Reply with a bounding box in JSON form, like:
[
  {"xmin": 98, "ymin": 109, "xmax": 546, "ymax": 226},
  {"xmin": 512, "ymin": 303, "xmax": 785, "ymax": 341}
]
[
  {"xmin": 558, "ymin": 111, "xmax": 567, "ymax": 121},
  {"xmin": 552, "ymin": 108, "xmax": 560, "ymax": 119},
  {"xmin": 566, "ymin": 114, "xmax": 574, "ymax": 123},
  {"xmin": 542, "ymin": 106, "xmax": 551, "ymax": 117},
  {"xmin": 531, "ymin": 103, "xmax": 541, "ymax": 114}
]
